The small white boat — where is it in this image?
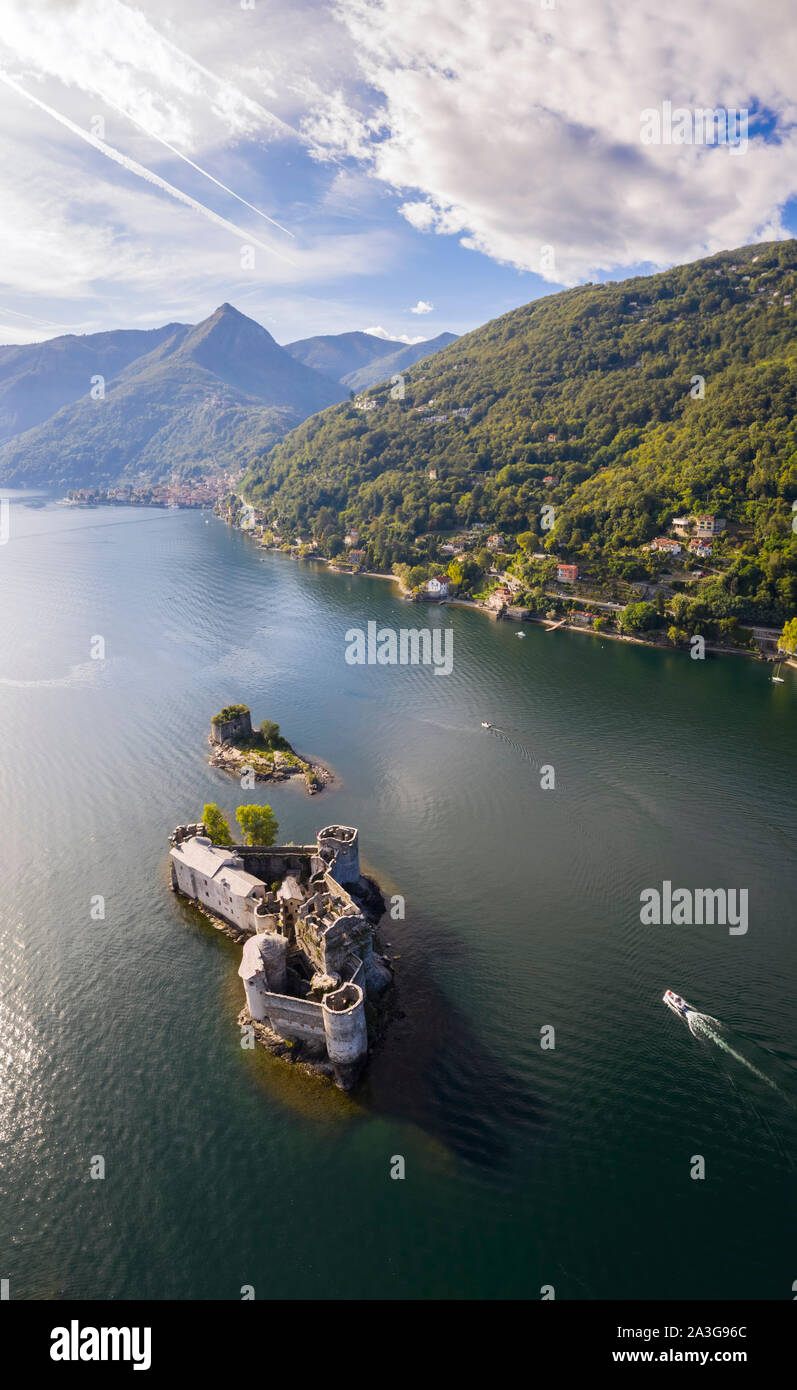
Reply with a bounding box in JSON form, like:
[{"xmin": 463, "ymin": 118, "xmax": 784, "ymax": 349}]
[
  {"xmin": 517, "ymin": 631, "xmax": 526, "ymax": 638},
  {"xmin": 481, "ymin": 721, "xmax": 492, "ymax": 729},
  {"xmin": 772, "ymin": 663, "xmax": 785, "ymax": 682},
  {"xmin": 663, "ymin": 989, "xmax": 693, "ymax": 1018}
]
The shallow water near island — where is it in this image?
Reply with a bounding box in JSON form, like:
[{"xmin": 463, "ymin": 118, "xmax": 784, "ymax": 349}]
[{"xmin": 1, "ymin": 496, "xmax": 795, "ymax": 1300}]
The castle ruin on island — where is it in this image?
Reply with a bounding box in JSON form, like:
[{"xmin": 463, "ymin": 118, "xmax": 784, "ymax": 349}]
[{"xmin": 169, "ymin": 823, "xmax": 391, "ymax": 1088}]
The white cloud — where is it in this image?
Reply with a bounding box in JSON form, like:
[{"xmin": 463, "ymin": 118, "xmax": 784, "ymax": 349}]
[
  {"xmin": 362, "ymin": 325, "xmax": 426, "ymax": 343},
  {"xmin": 0, "ymin": 0, "xmax": 794, "ymax": 336},
  {"xmin": 0, "ymin": 0, "xmax": 287, "ymax": 148},
  {"xmin": 307, "ymin": 0, "xmax": 797, "ymax": 283}
]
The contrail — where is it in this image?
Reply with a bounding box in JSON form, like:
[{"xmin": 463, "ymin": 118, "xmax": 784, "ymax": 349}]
[
  {"xmin": 98, "ymin": 92, "xmax": 295, "ymax": 238},
  {"xmin": 0, "ymin": 304, "xmax": 83, "ymax": 331},
  {"xmin": 155, "ymin": 28, "xmax": 343, "ymax": 166},
  {"xmin": 0, "ymin": 69, "xmax": 296, "ymax": 266}
]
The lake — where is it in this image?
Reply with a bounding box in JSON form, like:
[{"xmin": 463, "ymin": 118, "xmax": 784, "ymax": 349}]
[{"xmin": 1, "ymin": 494, "xmax": 795, "ymax": 1300}]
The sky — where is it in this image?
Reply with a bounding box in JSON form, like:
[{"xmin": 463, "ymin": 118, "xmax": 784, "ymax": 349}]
[{"xmin": 0, "ymin": 0, "xmax": 796, "ymax": 347}]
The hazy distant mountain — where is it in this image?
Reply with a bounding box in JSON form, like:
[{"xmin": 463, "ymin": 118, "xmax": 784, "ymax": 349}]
[
  {"xmin": 283, "ymin": 330, "xmax": 406, "ymax": 383},
  {"xmin": 0, "ymin": 304, "xmax": 348, "ymax": 488},
  {"xmin": 0, "ymin": 322, "xmax": 187, "ymax": 446},
  {"xmin": 342, "ymin": 332, "xmax": 459, "ymax": 391}
]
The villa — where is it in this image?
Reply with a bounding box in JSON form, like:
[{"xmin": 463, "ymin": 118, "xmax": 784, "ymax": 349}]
[
  {"xmin": 424, "ymin": 575, "xmax": 450, "ymax": 599},
  {"xmin": 688, "ymin": 538, "xmax": 713, "ymax": 557},
  {"xmin": 650, "ymin": 537, "xmax": 681, "ymax": 555}
]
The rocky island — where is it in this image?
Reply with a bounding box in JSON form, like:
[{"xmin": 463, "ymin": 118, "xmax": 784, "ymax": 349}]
[
  {"xmin": 169, "ymin": 820, "xmax": 392, "ymax": 1089},
  {"xmin": 208, "ymin": 703, "xmax": 331, "ymax": 794}
]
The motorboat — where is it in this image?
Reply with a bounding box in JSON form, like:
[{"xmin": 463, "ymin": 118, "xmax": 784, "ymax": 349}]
[
  {"xmin": 662, "ymin": 989, "xmax": 692, "ymax": 1018},
  {"xmin": 481, "ymin": 721, "xmax": 492, "ymax": 729},
  {"xmin": 517, "ymin": 631, "xmax": 526, "ymax": 638}
]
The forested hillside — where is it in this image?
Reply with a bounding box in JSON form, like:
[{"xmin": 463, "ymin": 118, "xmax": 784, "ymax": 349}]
[{"xmin": 241, "ymin": 239, "xmax": 797, "ymax": 626}]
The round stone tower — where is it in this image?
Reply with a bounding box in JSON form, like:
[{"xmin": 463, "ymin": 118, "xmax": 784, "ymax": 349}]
[
  {"xmin": 238, "ymin": 935, "xmax": 271, "ymax": 1022},
  {"xmin": 316, "ymin": 825, "xmax": 360, "ymax": 884},
  {"xmin": 322, "ymin": 982, "xmax": 368, "ymax": 1089}
]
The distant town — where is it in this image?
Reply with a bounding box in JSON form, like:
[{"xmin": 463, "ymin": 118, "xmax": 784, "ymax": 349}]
[{"xmin": 61, "ymin": 471, "xmax": 244, "ymax": 509}]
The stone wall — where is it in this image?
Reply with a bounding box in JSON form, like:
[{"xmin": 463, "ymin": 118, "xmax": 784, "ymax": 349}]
[
  {"xmin": 210, "ymin": 707, "xmax": 253, "ymax": 745},
  {"xmin": 263, "ymin": 992, "xmax": 327, "ymax": 1042},
  {"xmin": 234, "ymin": 844, "xmax": 321, "ymax": 883}
]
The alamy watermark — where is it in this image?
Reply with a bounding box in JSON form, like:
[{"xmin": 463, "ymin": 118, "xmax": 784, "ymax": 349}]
[
  {"xmin": 640, "ymin": 102, "xmax": 748, "ymax": 155},
  {"xmin": 345, "ymin": 621, "xmax": 453, "ymax": 676},
  {"xmin": 640, "ymin": 881, "xmax": 748, "ymax": 935}
]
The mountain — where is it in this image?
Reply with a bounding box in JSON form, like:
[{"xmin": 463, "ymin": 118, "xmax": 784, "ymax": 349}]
[
  {"xmin": 341, "ymin": 332, "xmax": 459, "ymax": 391},
  {"xmin": 283, "ymin": 328, "xmax": 458, "ymax": 388},
  {"xmin": 0, "ymin": 322, "xmax": 186, "ymax": 445},
  {"xmin": 283, "ymin": 330, "xmax": 407, "ymax": 383},
  {"xmin": 241, "ymin": 240, "xmax": 797, "ymax": 628},
  {"xmin": 0, "ymin": 304, "xmax": 348, "ymax": 488}
]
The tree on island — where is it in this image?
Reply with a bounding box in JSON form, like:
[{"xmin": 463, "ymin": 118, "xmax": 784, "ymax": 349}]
[
  {"xmin": 259, "ymin": 719, "xmax": 284, "ymax": 750},
  {"xmin": 235, "ymin": 804, "xmax": 279, "ymax": 847},
  {"xmin": 778, "ymin": 617, "xmax": 797, "ymax": 655},
  {"xmin": 202, "ymin": 803, "xmax": 233, "ymax": 845}
]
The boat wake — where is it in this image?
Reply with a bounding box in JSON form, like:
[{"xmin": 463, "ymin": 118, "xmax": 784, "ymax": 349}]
[
  {"xmin": 484, "ymin": 724, "xmax": 539, "ymax": 770},
  {"xmin": 686, "ymin": 1011, "xmax": 791, "ymax": 1101}
]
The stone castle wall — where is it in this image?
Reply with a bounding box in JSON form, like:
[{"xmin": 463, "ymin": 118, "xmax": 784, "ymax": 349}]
[
  {"xmin": 210, "ymin": 708, "xmax": 253, "ymax": 745},
  {"xmin": 171, "ymin": 820, "xmax": 378, "ymax": 1088},
  {"xmin": 234, "ymin": 844, "xmax": 322, "ymax": 883}
]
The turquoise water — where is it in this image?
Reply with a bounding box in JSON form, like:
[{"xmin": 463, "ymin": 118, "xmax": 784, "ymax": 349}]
[{"xmin": 1, "ymin": 494, "xmax": 795, "ymax": 1300}]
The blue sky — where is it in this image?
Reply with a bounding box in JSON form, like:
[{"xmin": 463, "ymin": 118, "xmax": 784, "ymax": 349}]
[{"xmin": 0, "ymin": 0, "xmax": 795, "ymax": 347}]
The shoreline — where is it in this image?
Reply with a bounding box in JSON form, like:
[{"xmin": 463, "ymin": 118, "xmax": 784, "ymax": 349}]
[
  {"xmin": 208, "ymin": 736, "xmax": 333, "ymax": 794},
  {"xmin": 232, "ymin": 526, "xmax": 793, "ymax": 671}
]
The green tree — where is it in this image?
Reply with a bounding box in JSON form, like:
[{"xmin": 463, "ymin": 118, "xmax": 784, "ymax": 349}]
[
  {"xmin": 202, "ymin": 803, "xmax": 233, "ymax": 845},
  {"xmin": 621, "ymin": 601, "xmax": 657, "ymax": 634},
  {"xmin": 779, "ymin": 616, "xmax": 797, "ymax": 653},
  {"xmin": 235, "ymin": 804, "xmax": 279, "ymax": 847},
  {"xmin": 259, "ymin": 719, "xmax": 282, "ymax": 749}
]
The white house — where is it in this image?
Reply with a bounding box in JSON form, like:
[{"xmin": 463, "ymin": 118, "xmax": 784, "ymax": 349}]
[
  {"xmin": 424, "ymin": 575, "xmax": 450, "ymax": 599},
  {"xmin": 650, "ymin": 537, "xmax": 681, "ymax": 555}
]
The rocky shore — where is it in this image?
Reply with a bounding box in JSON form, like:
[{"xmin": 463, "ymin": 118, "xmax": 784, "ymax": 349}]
[{"xmin": 207, "ymin": 737, "xmax": 333, "ymax": 795}]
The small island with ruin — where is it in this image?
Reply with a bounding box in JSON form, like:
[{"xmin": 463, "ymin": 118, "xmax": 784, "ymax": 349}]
[
  {"xmin": 208, "ymin": 703, "xmax": 331, "ymax": 794},
  {"xmin": 169, "ymin": 819, "xmax": 392, "ymax": 1089}
]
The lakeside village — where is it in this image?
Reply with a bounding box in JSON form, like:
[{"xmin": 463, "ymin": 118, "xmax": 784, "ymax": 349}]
[
  {"xmin": 220, "ymin": 496, "xmax": 795, "ymax": 665},
  {"xmin": 61, "ymin": 469, "xmax": 243, "ymax": 509},
  {"xmin": 170, "ymin": 720, "xmax": 392, "ymax": 1088}
]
